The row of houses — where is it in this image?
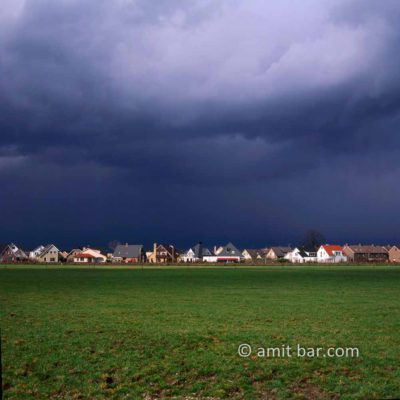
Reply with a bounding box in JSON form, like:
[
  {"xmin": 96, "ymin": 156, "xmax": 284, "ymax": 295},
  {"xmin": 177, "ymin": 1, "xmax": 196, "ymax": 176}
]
[
  {"xmin": 0, "ymin": 243, "xmax": 108, "ymax": 264},
  {"xmin": 1, "ymin": 242, "xmax": 400, "ymax": 264},
  {"xmin": 243, "ymin": 244, "xmax": 397, "ymax": 263}
]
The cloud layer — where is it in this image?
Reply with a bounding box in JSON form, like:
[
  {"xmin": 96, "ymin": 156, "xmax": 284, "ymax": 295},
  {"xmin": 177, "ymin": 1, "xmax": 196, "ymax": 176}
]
[{"xmin": 1, "ymin": 0, "xmax": 400, "ymax": 248}]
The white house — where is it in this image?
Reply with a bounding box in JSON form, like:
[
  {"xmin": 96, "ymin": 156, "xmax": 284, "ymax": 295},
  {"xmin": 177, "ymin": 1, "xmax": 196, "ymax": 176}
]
[
  {"xmin": 203, "ymin": 242, "xmax": 243, "ymax": 263},
  {"xmin": 317, "ymin": 245, "xmax": 347, "ymax": 263},
  {"xmin": 180, "ymin": 242, "xmax": 212, "ymax": 262},
  {"xmin": 29, "ymin": 245, "xmax": 45, "ymax": 259},
  {"xmin": 36, "ymin": 244, "xmax": 60, "ymax": 263},
  {"xmin": 73, "ymin": 247, "xmax": 107, "ymax": 263},
  {"xmin": 285, "ymin": 248, "xmax": 317, "ymax": 263}
]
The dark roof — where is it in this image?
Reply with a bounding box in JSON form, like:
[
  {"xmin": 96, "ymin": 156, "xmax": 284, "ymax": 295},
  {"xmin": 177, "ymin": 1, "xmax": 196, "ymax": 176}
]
[
  {"xmin": 113, "ymin": 244, "xmax": 143, "ymax": 258},
  {"xmin": 190, "ymin": 243, "xmax": 212, "ymax": 257},
  {"xmin": 270, "ymin": 246, "xmax": 292, "ymax": 257},
  {"xmin": 158, "ymin": 244, "xmax": 181, "ymax": 256},
  {"xmin": 298, "ymin": 248, "xmax": 309, "ymax": 258},
  {"xmin": 243, "ymin": 249, "xmax": 263, "ymax": 258},
  {"xmin": 217, "ymin": 242, "xmax": 242, "ymax": 257},
  {"xmin": 346, "ymin": 245, "xmax": 388, "ymax": 254}
]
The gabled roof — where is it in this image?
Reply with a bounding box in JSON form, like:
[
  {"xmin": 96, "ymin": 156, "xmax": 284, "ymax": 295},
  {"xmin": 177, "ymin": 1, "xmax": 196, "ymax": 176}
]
[
  {"xmin": 113, "ymin": 244, "xmax": 143, "ymax": 258},
  {"xmin": 216, "ymin": 242, "xmax": 242, "ymax": 257},
  {"xmin": 81, "ymin": 246, "xmax": 110, "ymax": 254},
  {"xmin": 67, "ymin": 249, "xmax": 82, "ymax": 257},
  {"xmin": 30, "ymin": 245, "xmax": 45, "ymax": 253},
  {"xmin": 157, "ymin": 244, "xmax": 180, "ymax": 256},
  {"xmin": 243, "ymin": 249, "xmax": 263, "ymax": 258},
  {"xmin": 298, "ymin": 248, "xmax": 309, "ymax": 258},
  {"xmin": 320, "ymin": 244, "xmax": 342, "ymax": 256},
  {"xmin": 290, "ymin": 247, "xmax": 317, "ymax": 258},
  {"xmin": 38, "ymin": 244, "xmax": 59, "ymax": 258},
  {"xmin": 82, "ymin": 247, "xmax": 106, "ymax": 255},
  {"xmin": 269, "ymin": 246, "xmax": 292, "ymax": 257},
  {"xmin": 1, "ymin": 243, "xmax": 28, "ymax": 259},
  {"xmin": 190, "ymin": 243, "xmax": 212, "ymax": 258}
]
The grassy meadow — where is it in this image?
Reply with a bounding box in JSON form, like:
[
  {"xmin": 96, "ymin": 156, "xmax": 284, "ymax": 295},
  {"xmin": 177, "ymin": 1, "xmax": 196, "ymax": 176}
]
[{"xmin": 1, "ymin": 265, "xmax": 400, "ymax": 399}]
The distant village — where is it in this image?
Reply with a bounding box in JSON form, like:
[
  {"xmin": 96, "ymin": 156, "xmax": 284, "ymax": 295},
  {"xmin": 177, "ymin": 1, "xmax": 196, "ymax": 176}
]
[{"xmin": 1, "ymin": 241, "xmax": 400, "ymax": 264}]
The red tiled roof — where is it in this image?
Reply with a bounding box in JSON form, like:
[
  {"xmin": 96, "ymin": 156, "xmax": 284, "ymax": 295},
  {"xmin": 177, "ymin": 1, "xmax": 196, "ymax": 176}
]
[
  {"xmin": 321, "ymin": 245, "xmax": 342, "ymax": 256},
  {"xmin": 74, "ymin": 253, "xmax": 96, "ymax": 258}
]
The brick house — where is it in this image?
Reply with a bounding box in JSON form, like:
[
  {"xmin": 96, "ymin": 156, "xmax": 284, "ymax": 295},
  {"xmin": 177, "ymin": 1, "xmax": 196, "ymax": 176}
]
[
  {"xmin": 0, "ymin": 243, "xmax": 28, "ymax": 262},
  {"xmin": 342, "ymin": 245, "xmax": 388, "ymax": 263},
  {"xmin": 112, "ymin": 244, "xmax": 146, "ymax": 263},
  {"xmin": 147, "ymin": 243, "xmax": 179, "ymax": 263},
  {"xmin": 388, "ymin": 246, "xmax": 400, "ymax": 263}
]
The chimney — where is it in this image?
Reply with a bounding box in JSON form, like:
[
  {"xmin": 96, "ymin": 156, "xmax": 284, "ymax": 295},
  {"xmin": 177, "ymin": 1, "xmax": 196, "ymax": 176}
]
[{"xmin": 153, "ymin": 242, "xmax": 157, "ymax": 261}]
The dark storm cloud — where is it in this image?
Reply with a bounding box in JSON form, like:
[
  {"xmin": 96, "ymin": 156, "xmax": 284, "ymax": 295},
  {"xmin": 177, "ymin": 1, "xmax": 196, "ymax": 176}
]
[{"xmin": 1, "ymin": 0, "xmax": 400, "ymax": 247}]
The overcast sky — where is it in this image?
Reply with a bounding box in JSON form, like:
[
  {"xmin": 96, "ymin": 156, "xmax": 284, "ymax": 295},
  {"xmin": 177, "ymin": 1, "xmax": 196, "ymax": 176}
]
[{"xmin": 1, "ymin": 0, "xmax": 400, "ymax": 249}]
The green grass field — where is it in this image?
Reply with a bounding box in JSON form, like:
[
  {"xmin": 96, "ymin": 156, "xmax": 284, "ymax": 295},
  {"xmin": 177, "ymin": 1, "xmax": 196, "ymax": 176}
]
[{"xmin": 1, "ymin": 265, "xmax": 400, "ymax": 399}]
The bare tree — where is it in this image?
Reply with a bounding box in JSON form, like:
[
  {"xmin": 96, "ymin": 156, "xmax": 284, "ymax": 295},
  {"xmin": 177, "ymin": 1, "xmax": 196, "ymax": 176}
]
[{"xmin": 299, "ymin": 230, "xmax": 326, "ymax": 250}]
